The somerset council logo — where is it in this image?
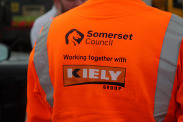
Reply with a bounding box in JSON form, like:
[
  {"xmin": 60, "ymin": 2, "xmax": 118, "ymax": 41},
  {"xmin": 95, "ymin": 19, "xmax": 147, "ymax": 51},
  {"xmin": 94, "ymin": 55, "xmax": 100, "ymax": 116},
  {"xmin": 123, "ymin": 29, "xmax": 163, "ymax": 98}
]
[{"xmin": 65, "ymin": 29, "xmax": 84, "ymax": 46}]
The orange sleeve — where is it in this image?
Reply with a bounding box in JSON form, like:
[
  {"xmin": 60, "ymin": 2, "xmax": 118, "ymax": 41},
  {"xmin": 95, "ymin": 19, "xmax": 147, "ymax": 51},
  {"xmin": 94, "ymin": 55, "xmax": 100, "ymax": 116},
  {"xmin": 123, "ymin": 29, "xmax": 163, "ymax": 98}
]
[
  {"xmin": 176, "ymin": 38, "xmax": 183, "ymax": 122},
  {"xmin": 27, "ymin": 45, "xmax": 52, "ymax": 122}
]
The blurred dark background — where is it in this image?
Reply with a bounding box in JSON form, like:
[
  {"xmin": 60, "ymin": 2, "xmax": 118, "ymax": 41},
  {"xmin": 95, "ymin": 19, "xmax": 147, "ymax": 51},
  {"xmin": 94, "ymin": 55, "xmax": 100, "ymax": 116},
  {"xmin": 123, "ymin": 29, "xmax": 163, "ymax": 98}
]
[
  {"xmin": 0, "ymin": 0, "xmax": 53, "ymax": 122},
  {"xmin": 0, "ymin": 0, "xmax": 53, "ymax": 52}
]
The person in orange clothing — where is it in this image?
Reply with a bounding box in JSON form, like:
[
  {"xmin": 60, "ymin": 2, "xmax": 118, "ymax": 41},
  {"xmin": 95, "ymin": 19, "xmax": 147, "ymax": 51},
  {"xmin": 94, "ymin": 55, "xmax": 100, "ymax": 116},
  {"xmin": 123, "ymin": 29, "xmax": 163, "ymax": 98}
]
[{"xmin": 27, "ymin": 0, "xmax": 183, "ymax": 121}]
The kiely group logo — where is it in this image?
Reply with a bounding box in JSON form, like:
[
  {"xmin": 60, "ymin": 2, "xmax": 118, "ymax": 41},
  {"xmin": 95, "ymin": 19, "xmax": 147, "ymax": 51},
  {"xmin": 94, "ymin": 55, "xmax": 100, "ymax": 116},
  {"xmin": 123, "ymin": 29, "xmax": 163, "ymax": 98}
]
[
  {"xmin": 65, "ymin": 29, "xmax": 84, "ymax": 46},
  {"xmin": 63, "ymin": 65, "xmax": 126, "ymax": 87}
]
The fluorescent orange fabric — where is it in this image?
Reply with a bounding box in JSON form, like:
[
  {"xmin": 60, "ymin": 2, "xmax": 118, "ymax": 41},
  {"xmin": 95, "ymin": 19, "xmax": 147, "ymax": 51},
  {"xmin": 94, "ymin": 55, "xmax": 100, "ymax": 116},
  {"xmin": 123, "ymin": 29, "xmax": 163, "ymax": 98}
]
[
  {"xmin": 27, "ymin": 0, "xmax": 183, "ymax": 121},
  {"xmin": 27, "ymin": 46, "xmax": 52, "ymax": 122}
]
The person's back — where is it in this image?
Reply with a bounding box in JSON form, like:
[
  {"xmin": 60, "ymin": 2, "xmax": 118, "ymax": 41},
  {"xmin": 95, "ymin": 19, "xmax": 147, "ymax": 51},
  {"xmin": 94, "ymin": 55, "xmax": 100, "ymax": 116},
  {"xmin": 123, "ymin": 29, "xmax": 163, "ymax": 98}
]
[{"xmin": 27, "ymin": 0, "xmax": 183, "ymax": 121}]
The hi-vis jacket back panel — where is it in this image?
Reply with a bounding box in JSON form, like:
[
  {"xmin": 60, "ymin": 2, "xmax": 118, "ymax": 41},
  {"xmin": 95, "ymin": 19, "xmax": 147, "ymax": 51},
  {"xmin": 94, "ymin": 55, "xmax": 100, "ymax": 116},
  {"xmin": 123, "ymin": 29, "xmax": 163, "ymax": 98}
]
[{"xmin": 27, "ymin": 0, "xmax": 183, "ymax": 121}]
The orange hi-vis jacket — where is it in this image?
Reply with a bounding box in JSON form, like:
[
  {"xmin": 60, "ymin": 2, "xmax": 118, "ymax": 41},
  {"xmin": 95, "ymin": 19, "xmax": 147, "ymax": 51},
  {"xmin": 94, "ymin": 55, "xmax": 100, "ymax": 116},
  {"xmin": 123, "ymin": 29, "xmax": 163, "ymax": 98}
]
[{"xmin": 27, "ymin": 0, "xmax": 183, "ymax": 121}]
